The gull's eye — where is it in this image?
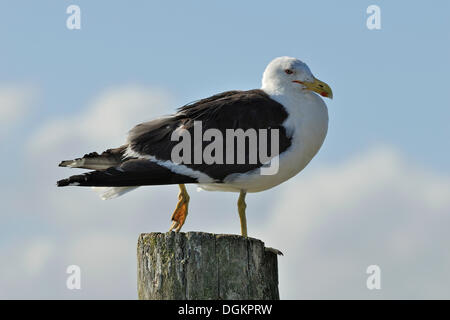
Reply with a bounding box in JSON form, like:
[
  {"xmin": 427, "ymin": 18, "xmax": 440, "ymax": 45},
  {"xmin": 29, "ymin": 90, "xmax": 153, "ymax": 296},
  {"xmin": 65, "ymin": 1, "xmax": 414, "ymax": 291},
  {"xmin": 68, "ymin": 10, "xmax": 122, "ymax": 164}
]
[{"xmin": 284, "ymin": 69, "xmax": 293, "ymax": 75}]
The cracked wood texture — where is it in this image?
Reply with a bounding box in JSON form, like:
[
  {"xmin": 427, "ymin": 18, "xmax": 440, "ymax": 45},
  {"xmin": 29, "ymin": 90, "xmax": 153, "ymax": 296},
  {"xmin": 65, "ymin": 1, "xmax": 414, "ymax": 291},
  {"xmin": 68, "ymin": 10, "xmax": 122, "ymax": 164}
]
[{"xmin": 137, "ymin": 232, "xmax": 279, "ymax": 300}]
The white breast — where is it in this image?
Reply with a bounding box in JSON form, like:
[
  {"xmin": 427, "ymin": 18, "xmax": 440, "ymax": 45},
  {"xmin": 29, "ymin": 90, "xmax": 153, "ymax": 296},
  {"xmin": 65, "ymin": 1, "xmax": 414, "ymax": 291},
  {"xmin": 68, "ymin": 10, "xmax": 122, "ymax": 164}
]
[{"xmin": 200, "ymin": 90, "xmax": 329, "ymax": 193}]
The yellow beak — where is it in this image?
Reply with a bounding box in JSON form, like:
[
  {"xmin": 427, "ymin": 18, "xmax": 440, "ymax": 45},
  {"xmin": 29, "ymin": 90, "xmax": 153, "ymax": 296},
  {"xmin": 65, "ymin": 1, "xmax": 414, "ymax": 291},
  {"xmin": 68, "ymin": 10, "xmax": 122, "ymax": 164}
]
[{"xmin": 293, "ymin": 77, "xmax": 333, "ymax": 99}]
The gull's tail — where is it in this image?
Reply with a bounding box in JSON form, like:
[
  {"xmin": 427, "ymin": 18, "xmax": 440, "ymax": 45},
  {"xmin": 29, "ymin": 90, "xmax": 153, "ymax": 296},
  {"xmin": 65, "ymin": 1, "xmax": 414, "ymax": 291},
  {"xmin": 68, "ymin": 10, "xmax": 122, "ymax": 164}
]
[{"xmin": 58, "ymin": 145, "xmax": 140, "ymax": 199}]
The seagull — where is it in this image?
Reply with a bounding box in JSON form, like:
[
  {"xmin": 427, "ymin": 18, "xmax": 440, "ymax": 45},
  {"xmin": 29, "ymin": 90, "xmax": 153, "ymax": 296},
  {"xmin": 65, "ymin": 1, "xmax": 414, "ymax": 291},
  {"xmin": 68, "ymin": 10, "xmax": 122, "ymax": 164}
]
[{"xmin": 57, "ymin": 56, "xmax": 332, "ymax": 237}]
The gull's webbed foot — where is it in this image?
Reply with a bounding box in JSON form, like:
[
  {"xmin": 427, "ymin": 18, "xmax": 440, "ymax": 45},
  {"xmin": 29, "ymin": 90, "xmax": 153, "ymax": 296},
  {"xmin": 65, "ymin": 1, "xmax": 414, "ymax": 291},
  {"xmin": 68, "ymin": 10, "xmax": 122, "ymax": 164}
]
[{"xmin": 169, "ymin": 184, "xmax": 190, "ymax": 232}]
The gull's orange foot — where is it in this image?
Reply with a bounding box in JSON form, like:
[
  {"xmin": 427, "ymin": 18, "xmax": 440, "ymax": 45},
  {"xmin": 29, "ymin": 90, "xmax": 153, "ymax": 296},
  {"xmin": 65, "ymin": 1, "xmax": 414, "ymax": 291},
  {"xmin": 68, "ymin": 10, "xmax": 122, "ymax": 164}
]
[{"xmin": 169, "ymin": 184, "xmax": 190, "ymax": 232}]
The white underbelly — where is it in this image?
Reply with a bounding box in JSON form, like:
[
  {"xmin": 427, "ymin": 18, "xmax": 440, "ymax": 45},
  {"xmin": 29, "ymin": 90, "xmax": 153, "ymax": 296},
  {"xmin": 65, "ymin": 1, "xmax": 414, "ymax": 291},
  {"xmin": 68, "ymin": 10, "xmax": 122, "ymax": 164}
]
[{"xmin": 200, "ymin": 132, "xmax": 326, "ymax": 192}]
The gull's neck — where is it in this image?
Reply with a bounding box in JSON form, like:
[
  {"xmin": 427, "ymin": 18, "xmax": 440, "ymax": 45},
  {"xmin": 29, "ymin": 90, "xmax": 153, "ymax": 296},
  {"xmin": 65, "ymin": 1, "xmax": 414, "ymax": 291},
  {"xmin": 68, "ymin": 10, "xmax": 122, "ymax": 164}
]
[
  {"xmin": 261, "ymin": 82, "xmax": 313, "ymax": 105},
  {"xmin": 261, "ymin": 82, "xmax": 329, "ymax": 139}
]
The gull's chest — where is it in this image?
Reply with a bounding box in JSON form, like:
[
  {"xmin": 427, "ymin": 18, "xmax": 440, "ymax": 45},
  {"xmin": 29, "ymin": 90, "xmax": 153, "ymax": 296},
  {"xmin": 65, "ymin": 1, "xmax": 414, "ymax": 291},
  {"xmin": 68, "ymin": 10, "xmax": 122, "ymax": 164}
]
[{"xmin": 278, "ymin": 99, "xmax": 329, "ymax": 180}]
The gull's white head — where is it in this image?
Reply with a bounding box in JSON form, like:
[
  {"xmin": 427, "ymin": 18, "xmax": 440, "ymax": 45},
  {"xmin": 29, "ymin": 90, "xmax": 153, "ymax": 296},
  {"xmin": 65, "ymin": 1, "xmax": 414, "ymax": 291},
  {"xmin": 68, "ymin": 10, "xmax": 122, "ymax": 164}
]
[{"xmin": 261, "ymin": 56, "xmax": 332, "ymax": 99}]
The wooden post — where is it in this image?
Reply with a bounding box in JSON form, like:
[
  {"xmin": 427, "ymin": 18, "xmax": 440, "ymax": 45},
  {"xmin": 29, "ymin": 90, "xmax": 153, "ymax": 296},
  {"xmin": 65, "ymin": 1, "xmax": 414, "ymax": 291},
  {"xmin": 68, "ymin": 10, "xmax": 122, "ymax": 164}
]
[{"xmin": 137, "ymin": 232, "xmax": 280, "ymax": 300}]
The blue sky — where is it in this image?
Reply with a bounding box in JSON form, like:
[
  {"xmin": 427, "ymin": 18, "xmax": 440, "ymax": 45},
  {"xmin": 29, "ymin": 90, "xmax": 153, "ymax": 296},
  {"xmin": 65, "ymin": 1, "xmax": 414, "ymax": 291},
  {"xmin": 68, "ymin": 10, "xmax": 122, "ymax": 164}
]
[{"xmin": 1, "ymin": 1, "xmax": 449, "ymax": 299}]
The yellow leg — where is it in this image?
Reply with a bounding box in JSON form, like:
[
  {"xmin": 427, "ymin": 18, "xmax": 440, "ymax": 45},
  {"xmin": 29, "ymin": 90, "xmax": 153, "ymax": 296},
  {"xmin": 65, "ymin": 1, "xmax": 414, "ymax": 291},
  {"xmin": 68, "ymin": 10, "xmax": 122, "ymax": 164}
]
[
  {"xmin": 237, "ymin": 190, "xmax": 247, "ymax": 237},
  {"xmin": 169, "ymin": 184, "xmax": 190, "ymax": 232}
]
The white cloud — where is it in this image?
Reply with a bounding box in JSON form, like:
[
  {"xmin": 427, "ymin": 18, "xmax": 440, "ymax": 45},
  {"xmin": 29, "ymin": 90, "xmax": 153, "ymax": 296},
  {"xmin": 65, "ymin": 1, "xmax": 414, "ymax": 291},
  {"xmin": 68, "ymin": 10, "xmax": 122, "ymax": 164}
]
[
  {"xmin": 0, "ymin": 85, "xmax": 38, "ymax": 135},
  {"xmin": 253, "ymin": 146, "xmax": 450, "ymax": 299},
  {"xmin": 0, "ymin": 238, "xmax": 55, "ymax": 298},
  {"xmin": 64, "ymin": 232, "xmax": 137, "ymax": 298},
  {"xmin": 22, "ymin": 240, "xmax": 55, "ymax": 276},
  {"xmin": 2, "ymin": 239, "xmax": 53, "ymax": 277},
  {"xmin": 28, "ymin": 85, "xmax": 173, "ymax": 155}
]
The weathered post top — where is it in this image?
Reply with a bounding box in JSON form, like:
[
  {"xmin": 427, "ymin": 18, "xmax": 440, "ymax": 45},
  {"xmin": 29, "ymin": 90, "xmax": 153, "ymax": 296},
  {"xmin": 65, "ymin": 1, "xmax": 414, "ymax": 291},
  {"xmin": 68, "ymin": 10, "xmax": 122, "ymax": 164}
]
[{"xmin": 137, "ymin": 232, "xmax": 280, "ymax": 300}]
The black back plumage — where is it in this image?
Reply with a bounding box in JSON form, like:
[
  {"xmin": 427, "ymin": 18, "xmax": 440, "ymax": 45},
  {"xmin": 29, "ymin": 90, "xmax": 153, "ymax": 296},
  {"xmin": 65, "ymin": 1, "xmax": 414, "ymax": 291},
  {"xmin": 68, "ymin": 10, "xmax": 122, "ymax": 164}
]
[{"xmin": 127, "ymin": 89, "xmax": 292, "ymax": 181}]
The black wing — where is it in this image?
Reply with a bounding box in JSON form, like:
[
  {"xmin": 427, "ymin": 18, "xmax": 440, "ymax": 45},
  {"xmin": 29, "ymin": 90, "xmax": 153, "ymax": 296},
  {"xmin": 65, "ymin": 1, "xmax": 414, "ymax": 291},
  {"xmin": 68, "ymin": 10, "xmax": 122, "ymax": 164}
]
[
  {"xmin": 57, "ymin": 159, "xmax": 197, "ymax": 187},
  {"xmin": 127, "ymin": 89, "xmax": 292, "ymax": 182}
]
